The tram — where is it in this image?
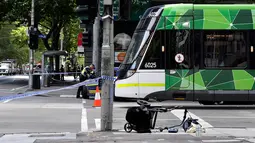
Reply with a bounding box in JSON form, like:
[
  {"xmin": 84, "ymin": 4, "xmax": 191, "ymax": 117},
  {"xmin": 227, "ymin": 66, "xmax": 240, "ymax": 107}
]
[{"xmin": 115, "ymin": 4, "xmax": 255, "ymax": 105}]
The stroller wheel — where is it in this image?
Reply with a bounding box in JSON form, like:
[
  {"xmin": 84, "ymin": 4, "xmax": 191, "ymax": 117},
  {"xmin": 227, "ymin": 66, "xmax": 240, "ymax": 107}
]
[{"xmin": 124, "ymin": 123, "xmax": 132, "ymax": 133}]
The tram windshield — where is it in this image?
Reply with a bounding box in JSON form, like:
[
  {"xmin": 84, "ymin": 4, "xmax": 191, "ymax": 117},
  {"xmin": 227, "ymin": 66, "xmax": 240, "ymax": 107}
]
[{"xmin": 122, "ymin": 6, "xmax": 163, "ymax": 65}]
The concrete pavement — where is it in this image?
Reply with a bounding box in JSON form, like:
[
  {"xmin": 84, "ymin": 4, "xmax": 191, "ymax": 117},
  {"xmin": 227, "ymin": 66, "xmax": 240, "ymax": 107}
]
[
  {"xmin": 2, "ymin": 75, "xmax": 255, "ymax": 142},
  {"xmin": 3, "ymin": 95, "xmax": 255, "ymax": 142},
  {"xmin": 0, "ymin": 75, "xmax": 28, "ymax": 96}
]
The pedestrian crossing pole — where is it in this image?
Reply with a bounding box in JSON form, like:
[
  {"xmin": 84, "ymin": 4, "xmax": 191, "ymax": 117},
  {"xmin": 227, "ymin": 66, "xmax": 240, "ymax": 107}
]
[
  {"xmin": 28, "ymin": 0, "xmax": 35, "ymax": 89},
  {"xmin": 101, "ymin": 0, "xmax": 114, "ymax": 131}
]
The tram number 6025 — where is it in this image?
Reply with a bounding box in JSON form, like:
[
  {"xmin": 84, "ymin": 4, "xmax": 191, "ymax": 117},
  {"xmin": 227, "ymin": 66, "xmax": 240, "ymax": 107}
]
[{"xmin": 145, "ymin": 62, "xmax": 157, "ymax": 68}]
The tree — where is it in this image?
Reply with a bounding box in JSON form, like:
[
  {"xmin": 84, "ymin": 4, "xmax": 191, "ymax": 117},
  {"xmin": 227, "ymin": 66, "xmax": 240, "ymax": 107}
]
[
  {"xmin": 63, "ymin": 19, "xmax": 82, "ymax": 54},
  {"xmin": 10, "ymin": 26, "xmax": 46, "ymax": 63},
  {"xmin": 6, "ymin": 0, "xmax": 76, "ymax": 51},
  {"xmin": 0, "ymin": 25, "xmax": 29, "ymax": 66},
  {"xmin": 0, "ymin": 1, "xmax": 11, "ymax": 28},
  {"xmin": 5, "ymin": 0, "xmax": 77, "ymax": 76}
]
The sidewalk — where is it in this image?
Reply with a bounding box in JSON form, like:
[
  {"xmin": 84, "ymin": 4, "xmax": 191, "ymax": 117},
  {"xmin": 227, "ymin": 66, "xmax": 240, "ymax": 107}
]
[
  {"xmin": 17, "ymin": 76, "xmax": 79, "ymax": 94},
  {"xmin": 33, "ymin": 130, "xmax": 253, "ymax": 143}
]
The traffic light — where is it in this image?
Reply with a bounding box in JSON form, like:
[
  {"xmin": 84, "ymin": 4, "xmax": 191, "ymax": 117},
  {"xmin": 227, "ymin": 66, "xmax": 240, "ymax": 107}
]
[
  {"xmin": 28, "ymin": 27, "xmax": 38, "ymax": 50},
  {"xmin": 82, "ymin": 31, "xmax": 92, "ymax": 48},
  {"xmin": 75, "ymin": 0, "xmax": 98, "ymax": 24}
]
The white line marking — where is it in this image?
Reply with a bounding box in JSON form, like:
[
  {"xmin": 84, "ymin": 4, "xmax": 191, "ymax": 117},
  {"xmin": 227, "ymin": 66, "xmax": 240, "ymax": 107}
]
[
  {"xmin": 11, "ymin": 85, "xmax": 28, "ymax": 91},
  {"xmin": 95, "ymin": 118, "xmax": 101, "ymax": 130},
  {"xmin": 171, "ymin": 109, "xmax": 213, "ymax": 128},
  {"xmin": 202, "ymin": 140, "xmax": 240, "ymax": 142},
  {"xmin": 81, "ymin": 108, "xmax": 88, "ymax": 132},
  {"xmin": 113, "ymin": 130, "xmax": 187, "ymax": 135},
  {"xmin": 82, "ymin": 99, "xmax": 86, "ymax": 104},
  {"xmin": 3, "ymin": 99, "xmax": 12, "ymax": 103},
  {"xmin": 60, "ymin": 95, "xmax": 76, "ymax": 98},
  {"xmin": 0, "ymin": 134, "xmax": 35, "ymax": 143},
  {"xmin": 42, "ymin": 103, "xmax": 82, "ymax": 109}
]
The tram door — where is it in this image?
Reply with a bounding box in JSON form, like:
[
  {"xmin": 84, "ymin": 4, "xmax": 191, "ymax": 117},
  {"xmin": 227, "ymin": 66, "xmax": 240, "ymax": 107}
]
[{"xmin": 164, "ymin": 16, "xmax": 194, "ymax": 100}]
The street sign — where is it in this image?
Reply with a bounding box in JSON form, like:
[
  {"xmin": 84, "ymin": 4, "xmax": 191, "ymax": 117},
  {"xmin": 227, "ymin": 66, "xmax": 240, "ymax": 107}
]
[
  {"xmin": 113, "ymin": 0, "xmax": 119, "ymax": 19},
  {"xmin": 38, "ymin": 34, "xmax": 46, "ymax": 39},
  {"xmin": 77, "ymin": 32, "xmax": 83, "ymax": 46},
  {"xmin": 175, "ymin": 53, "xmax": 184, "ymax": 63},
  {"xmin": 77, "ymin": 32, "xmax": 84, "ymax": 53},
  {"xmin": 78, "ymin": 45, "xmax": 84, "ymax": 53},
  {"xmin": 100, "ymin": 0, "xmax": 119, "ymax": 19},
  {"xmin": 99, "ymin": 0, "xmax": 104, "ymax": 16}
]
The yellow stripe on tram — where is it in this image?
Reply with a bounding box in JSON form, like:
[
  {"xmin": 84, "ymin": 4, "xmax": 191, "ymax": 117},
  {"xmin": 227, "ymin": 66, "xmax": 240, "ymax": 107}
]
[
  {"xmin": 116, "ymin": 83, "xmax": 165, "ymax": 88},
  {"xmin": 174, "ymin": 98, "xmax": 185, "ymax": 101}
]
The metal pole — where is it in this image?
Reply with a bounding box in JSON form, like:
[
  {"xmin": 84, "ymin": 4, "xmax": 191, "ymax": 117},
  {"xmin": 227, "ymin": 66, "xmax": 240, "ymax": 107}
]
[
  {"xmin": 83, "ymin": 28, "xmax": 86, "ymax": 68},
  {"xmin": 93, "ymin": 17, "xmax": 100, "ymax": 76},
  {"xmin": 101, "ymin": 0, "xmax": 113, "ymax": 131},
  {"xmin": 41, "ymin": 54, "xmax": 45, "ymax": 86},
  {"xmin": 29, "ymin": 0, "xmax": 35, "ymax": 89}
]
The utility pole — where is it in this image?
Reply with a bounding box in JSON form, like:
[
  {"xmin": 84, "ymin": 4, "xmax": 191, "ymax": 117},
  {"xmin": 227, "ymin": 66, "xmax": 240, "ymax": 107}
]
[
  {"xmin": 93, "ymin": 0, "xmax": 101, "ymax": 76},
  {"xmin": 93, "ymin": 17, "xmax": 100, "ymax": 76},
  {"xmin": 83, "ymin": 28, "xmax": 87, "ymax": 68},
  {"xmin": 28, "ymin": 0, "xmax": 36, "ymax": 89},
  {"xmin": 101, "ymin": 0, "xmax": 114, "ymax": 131}
]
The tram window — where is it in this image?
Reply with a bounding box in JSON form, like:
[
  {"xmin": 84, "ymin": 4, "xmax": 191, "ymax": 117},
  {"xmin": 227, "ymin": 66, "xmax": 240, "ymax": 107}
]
[
  {"xmin": 194, "ymin": 31, "xmax": 203, "ymax": 69},
  {"xmin": 140, "ymin": 31, "xmax": 164, "ymax": 69},
  {"xmin": 204, "ymin": 31, "xmax": 247, "ymax": 68},
  {"xmin": 250, "ymin": 31, "xmax": 255, "ymax": 69},
  {"xmin": 166, "ymin": 30, "xmax": 192, "ymax": 69}
]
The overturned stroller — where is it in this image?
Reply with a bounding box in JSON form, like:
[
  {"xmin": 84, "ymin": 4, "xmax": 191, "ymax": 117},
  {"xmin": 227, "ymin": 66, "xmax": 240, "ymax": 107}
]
[
  {"xmin": 124, "ymin": 100, "xmax": 174, "ymax": 133},
  {"xmin": 124, "ymin": 100, "xmax": 204, "ymax": 133}
]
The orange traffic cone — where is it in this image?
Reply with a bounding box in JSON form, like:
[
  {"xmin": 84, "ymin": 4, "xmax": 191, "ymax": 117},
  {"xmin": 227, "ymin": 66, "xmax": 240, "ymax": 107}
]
[{"xmin": 93, "ymin": 86, "xmax": 101, "ymax": 107}]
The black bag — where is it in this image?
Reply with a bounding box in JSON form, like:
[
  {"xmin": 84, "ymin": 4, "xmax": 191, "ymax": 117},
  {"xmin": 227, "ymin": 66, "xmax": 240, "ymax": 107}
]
[{"xmin": 126, "ymin": 107, "xmax": 152, "ymax": 133}]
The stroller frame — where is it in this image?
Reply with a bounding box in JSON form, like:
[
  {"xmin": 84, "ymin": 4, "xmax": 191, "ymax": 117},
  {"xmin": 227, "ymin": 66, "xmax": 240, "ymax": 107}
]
[{"xmin": 124, "ymin": 100, "xmax": 186, "ymax": 133}]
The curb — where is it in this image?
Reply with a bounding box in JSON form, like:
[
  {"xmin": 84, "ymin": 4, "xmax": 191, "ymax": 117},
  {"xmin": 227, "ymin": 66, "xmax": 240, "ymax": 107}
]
[{"xmin": 76, "ymin": 129, "xmax": 120, "ymax": 137}]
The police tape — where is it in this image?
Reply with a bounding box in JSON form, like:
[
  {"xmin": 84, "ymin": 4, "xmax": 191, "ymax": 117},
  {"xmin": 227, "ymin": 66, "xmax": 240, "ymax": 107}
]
[
  {"xmin": 0, "ymin": 75, "xmax": 117, "ymax": 102},
  {"xmin": 0, "ymin": 75, "xmax": 7, "ymax": 79},
  {"xmin": 32, "ymin": 72, "xmax": 81, "ymax": 75},
  {"xmin": 101, "ymin": 75, "xmax": 117, "ymax": 81}
]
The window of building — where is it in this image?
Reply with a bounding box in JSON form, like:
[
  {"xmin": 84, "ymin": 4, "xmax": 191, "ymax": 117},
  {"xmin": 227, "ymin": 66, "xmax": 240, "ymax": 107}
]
[
  {"xmin": 204, "ymin": 31, "xmax": 248, "ymax": 68},
  {"xmin": 140, "ymin": 30, "xmax": 165, "ymax": 69}
]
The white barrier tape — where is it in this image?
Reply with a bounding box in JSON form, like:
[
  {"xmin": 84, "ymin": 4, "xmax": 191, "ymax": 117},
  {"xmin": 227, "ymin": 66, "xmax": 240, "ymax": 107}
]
[
  {"xmin": 101, "ymin": 75, "xmax": 117, "ymax": 81},
  {"xmin": 32, "ymin": 72, "xmax": 81, "ymax": 75},
  {"xmin": 0, "ymin": 75, "xmax": 8, "ymax": 79},
  {"xmin": 0, "ymin": 78, "xmax": 99, "ymax": 102},
  {"xmin": 0, "ymin": 75, "xmax": 117, "ymax": 102}
]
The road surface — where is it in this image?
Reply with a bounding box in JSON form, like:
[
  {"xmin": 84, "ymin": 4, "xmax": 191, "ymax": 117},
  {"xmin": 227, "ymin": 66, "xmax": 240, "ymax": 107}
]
[{"xmin": 1, "ymin": 75, "xmax": 255, "ymax": 142}]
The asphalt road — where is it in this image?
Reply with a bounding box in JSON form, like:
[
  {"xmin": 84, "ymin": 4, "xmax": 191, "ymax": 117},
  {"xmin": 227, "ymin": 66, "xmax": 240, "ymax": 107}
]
[
  {"xmin": 1, "ymin": 75, "xmax": 255, "ymax": 142},
  {"xmin": 0, "ymin": 75, "xmax": 28, "ymax": 96}
]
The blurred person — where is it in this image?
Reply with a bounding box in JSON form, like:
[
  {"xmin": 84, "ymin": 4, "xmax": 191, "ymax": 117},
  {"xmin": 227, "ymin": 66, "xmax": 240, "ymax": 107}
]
[
  {"xmin": 76, "ymin": 64, "xmax": 96, "ymax": 98},
  {"xmin": 60, "ymin": 65, "xmax": 64, "ymax": 81}
]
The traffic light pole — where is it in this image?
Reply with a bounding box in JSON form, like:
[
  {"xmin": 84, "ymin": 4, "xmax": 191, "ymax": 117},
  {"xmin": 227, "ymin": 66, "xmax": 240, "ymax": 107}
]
[
  {"xmin": 101, "ymin": 0, "xmax": 114, "ymax": 131},
  {"xmin": 28, "ymin": 0, "xmax": 36, "ymax": 90}
]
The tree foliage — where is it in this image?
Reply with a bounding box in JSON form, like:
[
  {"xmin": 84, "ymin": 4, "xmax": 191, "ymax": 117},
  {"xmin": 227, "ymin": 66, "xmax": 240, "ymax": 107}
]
[
  {"xmin": 0, "ymin": 0, "xmax": 81, "ymax": 68},
  {"xmin": 6, "ymin": 0, "xmax": 77, "ymax": 51},
  {"xmin": 0, "ymin": 25, "xmax": 29, "ymax": 66},
  {"xmin": 63, "ymin": 19, "xmax": 82, "ymax": 54},
  {"xmin": 10, "ymin": 26, "xmax": 46, "ymax": 63}
]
